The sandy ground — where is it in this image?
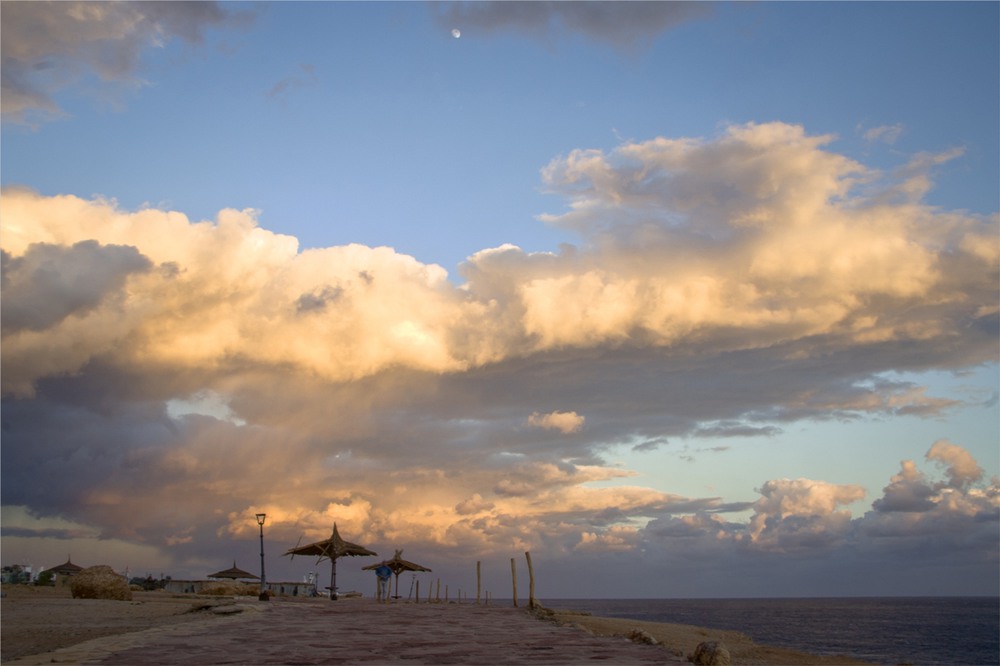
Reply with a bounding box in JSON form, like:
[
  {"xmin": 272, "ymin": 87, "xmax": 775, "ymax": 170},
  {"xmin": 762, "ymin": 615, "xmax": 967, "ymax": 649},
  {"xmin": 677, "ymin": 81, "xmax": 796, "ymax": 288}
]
[
  {"xmin": 0, "ymin": 586, "xmax": 248, "ymax": 662},
  {"xmin": 543, "ymin": 608, "xmax": 873, "ymax": 666},
  {"xmin": 1, "ymin": 585, "xmax": 872, "ymax": 665}
]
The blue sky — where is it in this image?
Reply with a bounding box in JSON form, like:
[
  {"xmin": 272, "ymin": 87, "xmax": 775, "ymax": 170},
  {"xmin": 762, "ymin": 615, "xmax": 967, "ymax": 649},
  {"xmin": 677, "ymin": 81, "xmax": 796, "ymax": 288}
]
[{"xmin": 1, "ymin": 2, "xmax": 997, "ymax": 598}]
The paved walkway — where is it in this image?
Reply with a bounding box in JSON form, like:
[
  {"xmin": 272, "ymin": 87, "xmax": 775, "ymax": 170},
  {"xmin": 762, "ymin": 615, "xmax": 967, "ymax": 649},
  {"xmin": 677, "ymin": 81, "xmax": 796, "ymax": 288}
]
[{"xmin": 21, "ymin": 599, "xmax": 689, "ymax": 665}]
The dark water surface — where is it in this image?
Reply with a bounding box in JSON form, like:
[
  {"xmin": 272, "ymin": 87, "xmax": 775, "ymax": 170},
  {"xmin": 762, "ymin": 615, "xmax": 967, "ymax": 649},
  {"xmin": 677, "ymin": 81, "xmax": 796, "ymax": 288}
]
[{"xmin": 542, "ymin": 597, "xmax": 999, "ymax": 665}]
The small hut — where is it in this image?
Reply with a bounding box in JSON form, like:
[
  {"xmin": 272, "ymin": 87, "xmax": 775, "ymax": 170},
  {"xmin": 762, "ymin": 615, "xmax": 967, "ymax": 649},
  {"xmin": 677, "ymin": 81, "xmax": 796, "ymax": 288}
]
[
  {"xmin": 207, "ymin": 561, "xmax": 259, "ymax": 580},
  {"xmin": 44, "ymin": 557, "xmax": 85, "ymax": 587}
]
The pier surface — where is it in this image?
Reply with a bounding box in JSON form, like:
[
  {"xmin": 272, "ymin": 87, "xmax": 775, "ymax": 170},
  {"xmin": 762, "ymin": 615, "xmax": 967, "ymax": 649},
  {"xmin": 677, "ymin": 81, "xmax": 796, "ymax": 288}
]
[{"xmin": 9, "ymin": 598, "xmax": 687, "ymax": 665}]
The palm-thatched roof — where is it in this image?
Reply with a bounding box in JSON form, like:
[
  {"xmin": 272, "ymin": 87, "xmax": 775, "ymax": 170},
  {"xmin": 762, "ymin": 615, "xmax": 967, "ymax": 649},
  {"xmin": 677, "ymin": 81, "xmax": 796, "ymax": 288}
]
[
  {"xmin": 284, "ymin": 523, "xmax": 376, "ymax": 600},
  {"xmin": 284, "ymin": 523, "xmax": 377, "ymax": 561},
  {"xmin": 362, "ymin": 549, "xmax": 432, "ymax": 576},
  {"xmin": 363, "ymin": 549, "xmax": 431, "ymax": 599},
  {"xmin": 44, "ymin": 558, "xmax": 84, "ymax": 575},
  {"xmin": 208, "ymin": 561, "xmax": 259, "ymax": 580}
]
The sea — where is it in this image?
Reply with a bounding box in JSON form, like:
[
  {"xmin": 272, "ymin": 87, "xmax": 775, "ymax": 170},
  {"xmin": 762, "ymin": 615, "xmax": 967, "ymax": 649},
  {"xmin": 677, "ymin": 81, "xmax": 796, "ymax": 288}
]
[{"xmin": 541, "ymin": 597, "xmax": 999, "ymax": 666}]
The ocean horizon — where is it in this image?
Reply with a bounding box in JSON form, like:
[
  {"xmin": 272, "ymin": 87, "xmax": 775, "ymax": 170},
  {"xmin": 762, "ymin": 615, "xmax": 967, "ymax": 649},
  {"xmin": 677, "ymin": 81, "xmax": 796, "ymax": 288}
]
[{"xmin": 541, "ymin": 596, "xmax": 1000, "ymax": 666}]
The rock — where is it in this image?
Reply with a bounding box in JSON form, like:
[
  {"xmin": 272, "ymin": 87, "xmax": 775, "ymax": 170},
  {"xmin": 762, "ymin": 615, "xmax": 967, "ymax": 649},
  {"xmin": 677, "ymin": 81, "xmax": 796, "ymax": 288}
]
[
  {"xmin": 211, "ymin": 604, "xmax": 244, "ymax": 615},
  {"xmin": 626, "ymin": 629, "xmax": 659, "ymax": 645},
  {"xmin": 70, "ymin": 565, "xmax": 132, "ymax": 601},
  {"xmin": 689, "ymin": 641, "xmax": 731, "ymax": 666}
]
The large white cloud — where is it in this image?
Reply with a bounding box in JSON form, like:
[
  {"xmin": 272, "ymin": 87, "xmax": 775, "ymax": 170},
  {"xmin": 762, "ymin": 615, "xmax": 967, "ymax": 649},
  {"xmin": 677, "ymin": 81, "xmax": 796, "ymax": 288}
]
[
  {"xmin": 10, "ymin": 120, "xmax": 991, "ymax": 399},
  {"xmin": 1, "ymin": 123, "xmax": 996, "ymax": 593}
]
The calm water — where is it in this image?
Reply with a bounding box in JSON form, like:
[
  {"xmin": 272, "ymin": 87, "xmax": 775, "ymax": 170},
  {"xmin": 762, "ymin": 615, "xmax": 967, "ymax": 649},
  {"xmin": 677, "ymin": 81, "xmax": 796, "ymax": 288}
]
[{"xmin": 542, "ymin": 597, "xmax": 999, "ymax": 666}]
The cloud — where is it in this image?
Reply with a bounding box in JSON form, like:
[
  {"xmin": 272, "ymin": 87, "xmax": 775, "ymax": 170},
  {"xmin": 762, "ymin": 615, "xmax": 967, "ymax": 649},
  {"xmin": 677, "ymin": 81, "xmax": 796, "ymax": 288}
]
[
  {"xmin": 265, "ymin": 63, "xmax": 317, "ymax": 100},
  {"xmin": 861, "ymin": 123, "xmax": 904, "ymax": 144},
  {"xmin": 859, "ymin": 443, "xmax": 999, "ymax": 555},
  {"xmin": 433, "ymin": 1, "xmax": 711, "ymax": 50},
  {"xmin": 1, "ymin": 241, "xmax": 151, "ymax": 333},
  {"xmin": 0, "ymin": 1, "xmax": 253, "ymax": 124},
  {"xmin": 1, "ymin": 123, "xmax": 997, "ymax": 593},
  {"xmin": 745, "ymin": 478, "xmax": 866, "ymax": 551},
  {"xmin": 694, "ymin": 422, "xmax": 782, "ymax": 439},
  {"xmin": 528, "ymin": 410, "xmax": 585, "ymax": 434},
  {"xmin": 926, "ymin": 439, "xmax": 984, "ymax": 489},
  {"xmin": 870, "ymin": 460, "xmax": 936, "ymax": 513},
  {"xmin": 635, "ymin": 441, "xmax": 998, "ymax": 571}
]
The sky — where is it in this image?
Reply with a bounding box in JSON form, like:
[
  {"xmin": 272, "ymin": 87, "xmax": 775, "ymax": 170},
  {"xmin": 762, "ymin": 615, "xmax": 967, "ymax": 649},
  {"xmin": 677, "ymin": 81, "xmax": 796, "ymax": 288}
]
[{"xmin": 1, "ymin": 1, "xmax": 997, "ymax": 599}]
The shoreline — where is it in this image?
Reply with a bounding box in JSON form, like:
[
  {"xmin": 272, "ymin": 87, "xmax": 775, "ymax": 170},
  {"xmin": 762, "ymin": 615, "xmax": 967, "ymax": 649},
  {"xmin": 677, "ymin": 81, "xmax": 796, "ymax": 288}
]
[
  {"xmin": 1, "ymin": 585, "xmax": 872, "ymax": 665},
  {"xmin": 535, "ymin": 605, "xmax": 873, "ymax": 665}
]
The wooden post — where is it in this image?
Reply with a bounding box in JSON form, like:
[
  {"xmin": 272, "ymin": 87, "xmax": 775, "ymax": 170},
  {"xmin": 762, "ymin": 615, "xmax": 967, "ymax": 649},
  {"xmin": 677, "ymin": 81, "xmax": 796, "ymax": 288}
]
[
  {"xmin": 476, "ymin": 561, "xmax": 481, "ymax": 604},
  {"xmin": 510, "ymin": 557, "xmax": 518, "ymax": 607},
  {"xmin": 415, "ymin": 580, "xmax": 420, "ymax": 604},
  {"xmin": 525, "ymin": 551, "xmax": 536, "ymax": 610},
  {"xmin": 436, "ymin": 578, "xmax": 441, "ymax": 603}
]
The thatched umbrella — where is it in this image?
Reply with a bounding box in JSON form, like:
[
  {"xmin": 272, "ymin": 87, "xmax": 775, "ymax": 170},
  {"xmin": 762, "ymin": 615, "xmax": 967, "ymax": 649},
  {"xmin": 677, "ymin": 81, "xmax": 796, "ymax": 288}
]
[
  {"xmin": 207, "ymin": 561, "xmax": 259, "ymax": 580},
  {"xmin": 44, "ymin": 557, "xmax": 84, "ymax": 586},
  {"xmin": 284, "ymin": 523, "xmax": 376, "ymax": 600},
  {"xmin": 363, "ymin": 549, "xmax": 431, "ymax": 599},
  {"xmin": 45, "ymin": 557, "xmax": 84, "ymax": 577}
]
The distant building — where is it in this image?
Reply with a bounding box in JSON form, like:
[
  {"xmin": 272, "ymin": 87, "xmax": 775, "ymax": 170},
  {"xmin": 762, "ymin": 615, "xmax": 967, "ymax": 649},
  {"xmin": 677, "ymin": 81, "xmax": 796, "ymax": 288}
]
[
  {"xmin": 1, "ymin": 564, "xmax": 31, "ymax": 584},
  {"xmin": 42, "ymin": 558, "xmax": 85, "ymax": 587},
  {"xmin": 163, "ymin": 579, "xmax": 317, "ymax": 597}
]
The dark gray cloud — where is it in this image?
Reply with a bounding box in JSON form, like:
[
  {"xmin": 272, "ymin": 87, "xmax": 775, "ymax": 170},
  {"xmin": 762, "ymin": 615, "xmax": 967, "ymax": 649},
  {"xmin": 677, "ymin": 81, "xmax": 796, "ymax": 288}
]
[
  {"xmin": 1, "ymin": 241, "xmax": 151, "ymax": 333},
  {"xmin": 296, "ymin": 285, "xmax": 343, "ymax": 313},
  {"xmin": 694, "ymin": 422, "xmax": 783, "ymax": 439},
  {"xmin": 0, "ymin": 1, "xmax": 253, "ymax": 123}
]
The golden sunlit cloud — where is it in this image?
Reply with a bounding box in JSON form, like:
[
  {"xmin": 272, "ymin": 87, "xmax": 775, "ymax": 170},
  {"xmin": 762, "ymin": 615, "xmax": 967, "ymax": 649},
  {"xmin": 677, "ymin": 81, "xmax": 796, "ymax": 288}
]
[
  {"xmin": 528, "ymin": 410, "xmax": 585, "ymax": 433},
  {"xmin": 1, "ymin": 123, "xmax": 996, "ymax": 589}
]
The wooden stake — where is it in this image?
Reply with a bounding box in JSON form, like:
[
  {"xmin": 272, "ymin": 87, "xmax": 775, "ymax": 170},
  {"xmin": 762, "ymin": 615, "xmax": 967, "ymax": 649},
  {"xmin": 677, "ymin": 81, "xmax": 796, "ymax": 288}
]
[
  {"xmin": 476, "ymin": 561, "xmax": 481, "ymax": 604},
  {"xmin": 525, "ymin": 551, "xmax": 536, "ymax": 610},
  {"xmin": 510, "ymin": 557, "xmax": 518, "ymax": 607},
  {"xmin": 415, "ymin": 579, "xmax": 420, "ymax": 603},
  {"xmin": 436, "ymin": 578, "xmax": 441, "ymax": 603}
]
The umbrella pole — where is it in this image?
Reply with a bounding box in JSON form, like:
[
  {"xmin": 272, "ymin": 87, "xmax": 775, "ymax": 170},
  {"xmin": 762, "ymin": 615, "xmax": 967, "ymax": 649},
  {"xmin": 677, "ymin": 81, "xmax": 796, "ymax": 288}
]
[
  {"xmin": 393, "ymin": 572, "xmax": 400, "ymax": 599},
  {"xmin": 330, "ymin": 557, "xmax": 338, "ymax": 601}
]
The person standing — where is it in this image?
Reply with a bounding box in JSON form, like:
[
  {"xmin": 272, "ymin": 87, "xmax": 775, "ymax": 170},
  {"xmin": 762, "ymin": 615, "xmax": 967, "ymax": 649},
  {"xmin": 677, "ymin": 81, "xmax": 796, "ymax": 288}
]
[{"xmin": 375, "ymin": 564, "xmax": 392, "ymax": 603}]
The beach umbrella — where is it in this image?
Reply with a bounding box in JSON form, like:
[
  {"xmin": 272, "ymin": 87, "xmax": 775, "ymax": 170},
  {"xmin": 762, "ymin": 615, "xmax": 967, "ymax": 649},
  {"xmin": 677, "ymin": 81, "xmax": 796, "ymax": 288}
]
[
  {"xmin": 43, "ymin": 557, "xmax": 85, "ymax": 586},
  {"xmin": 44, "ymin": 557, "xmax": 85, "ymax": 576},
  {"xmin": 363, "ymin": 549, "xmax": 432, "ymax": 599},
  {"xmin": 284, "ymin": 523, "xmax": 376, "ymax": 600},
  {"xmin": 207, "ymin": 561, "xmax": 259, "ymax": 580}
]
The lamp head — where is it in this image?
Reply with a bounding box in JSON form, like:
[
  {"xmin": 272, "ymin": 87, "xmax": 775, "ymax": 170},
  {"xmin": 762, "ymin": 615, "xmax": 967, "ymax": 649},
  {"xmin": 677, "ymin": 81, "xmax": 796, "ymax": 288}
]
[{"xmin": 255, "ymin": 513, "xmax": 266, "ymax": 526}]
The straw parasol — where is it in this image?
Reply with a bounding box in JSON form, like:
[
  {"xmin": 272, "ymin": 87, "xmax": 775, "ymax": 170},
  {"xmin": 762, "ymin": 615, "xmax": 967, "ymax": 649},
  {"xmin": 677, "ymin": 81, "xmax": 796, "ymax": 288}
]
[
  {"xmin": 363, "ymin": 549, "xmax": 431, "ymax": 599},
  {"xmin": 284, "ymin": 523, "xmax": 376, "ymax": 600},
  {"xmin": 43, "ymin": 557, "xmax": 84, "ymax": 586},
  {"xmin": 44, "ymin": 557, "xmax": 84, "ymax": 576},
  {"xmin": 207, "ymin": 561, "xmax": 259, "ymax": 580}
]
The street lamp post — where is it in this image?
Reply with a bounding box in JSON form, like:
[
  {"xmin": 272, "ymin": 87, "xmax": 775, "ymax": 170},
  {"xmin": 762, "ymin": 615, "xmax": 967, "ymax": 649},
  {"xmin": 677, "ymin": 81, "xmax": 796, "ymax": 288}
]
[{"xmin": 255, "ymin": 513, "xmax": 268, "ymax": 601}]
